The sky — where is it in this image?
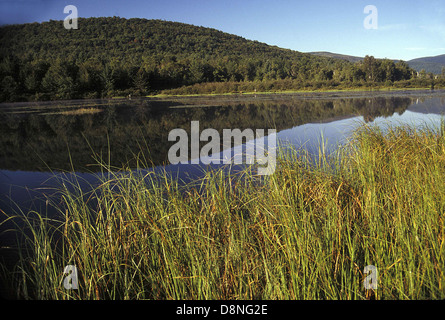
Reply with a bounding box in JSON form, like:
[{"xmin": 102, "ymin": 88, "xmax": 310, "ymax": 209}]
[{"xmin": 0, "ymin": 0, "xmax": 444, "ymax": 61}]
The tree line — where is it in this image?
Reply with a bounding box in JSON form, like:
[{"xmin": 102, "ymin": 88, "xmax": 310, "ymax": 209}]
[{"xmin": 0, "ymin": 17, "xmax": 441, "ymax": 102}]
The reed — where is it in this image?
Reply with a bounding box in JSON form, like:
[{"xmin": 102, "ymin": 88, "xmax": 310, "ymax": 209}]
[{"xmin": 2, "ymin": 121, "xmax": 444, "ymax": 300}]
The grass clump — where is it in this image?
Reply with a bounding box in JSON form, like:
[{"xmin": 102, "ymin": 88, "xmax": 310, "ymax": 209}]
[{"xmin": 1, "ymin": 122, "xmax": 444, "ymax": 300}]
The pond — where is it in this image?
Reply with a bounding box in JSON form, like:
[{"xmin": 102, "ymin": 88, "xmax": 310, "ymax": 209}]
[{"xmin": 1, "ymin": 90, "xmax": 445, "ymax": 222}]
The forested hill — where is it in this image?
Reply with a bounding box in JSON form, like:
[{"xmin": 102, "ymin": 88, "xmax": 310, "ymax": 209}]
[
  {"xmin": 1, "ymin": 17, "xmax": 311, "ymax": 63},
  {"xmin": 0, "ymin": 17, "xmax": 422, "ymax": 102},
  {"xmin": 310, "ymin": 51, "xmax": 445, "ymax": 75},
  {"xmin": 407, "ymin": 55, "xmax": 445, "ymax": 75},
  {"xmin": 308, "ymin": 52, "xmax": 364, "ymax": 63}
]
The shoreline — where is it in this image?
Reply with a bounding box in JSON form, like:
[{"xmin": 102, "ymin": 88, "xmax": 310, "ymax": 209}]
[
  {"xmin": 150, "ymin": 87, "xmax": 443, "ymax": 99},
  {"xmin": 1, "ymin": 86, "xmax": 444, "ymax": 106}
]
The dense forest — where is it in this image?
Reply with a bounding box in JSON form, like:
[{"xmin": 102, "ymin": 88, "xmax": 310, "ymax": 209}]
[{"xmin": 0, "ymin": 17, "xmax": 443, "ymax": 102}]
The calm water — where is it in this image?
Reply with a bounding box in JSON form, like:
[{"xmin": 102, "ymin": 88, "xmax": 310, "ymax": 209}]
[
  {"xmin": 1, "ymin": 90, "xmax": 445, "ymax": 220},
  {"xmin": 2, "ymin": 90, "xmax": 445, "ymax": 299}
]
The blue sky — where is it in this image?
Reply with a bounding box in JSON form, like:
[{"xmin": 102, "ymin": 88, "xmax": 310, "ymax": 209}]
[{"xmin": 0, "ymin": 0, "xmax": 444, "ymax": 61}]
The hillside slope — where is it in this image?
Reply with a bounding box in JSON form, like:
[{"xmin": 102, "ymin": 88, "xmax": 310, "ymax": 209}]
[
  {"xmin": 0, "ymin": 17, "xmax": 420, "ymax": 102},
  {"xmin": 407, "ymin": 54, "xmax": 445, "ymax": 74},
  {"xmin": 308, "ymin": 51, "xmax": 364, "ymax": 63},
  {"xmin": 1, "ymin": 18, "xmax": 312, "ymax": 63},
  {"xmin": 309, "ymin": 51, "xmax": 445, "ymax": 75},
  {"xmin": 0, "ymin": 17, "xmax": 355, "ymax": 101}
]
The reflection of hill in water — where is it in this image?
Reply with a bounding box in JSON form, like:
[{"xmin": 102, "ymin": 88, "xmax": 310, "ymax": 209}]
[
  {"xmin": 0, "ymin": 95, "xmax": 416, "ymax": 171},
  {"xmin": 407, "ymin": 97, "xmax": 445, "ymax": 115}
]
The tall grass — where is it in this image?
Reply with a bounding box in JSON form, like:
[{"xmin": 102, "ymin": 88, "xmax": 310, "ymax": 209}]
[{"xmin": 1, "ymin": 121, "xmax": 444, "ymax": 300}]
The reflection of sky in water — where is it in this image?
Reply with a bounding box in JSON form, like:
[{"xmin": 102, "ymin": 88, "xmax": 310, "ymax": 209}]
[
  {"xmin": 175, "ymin": 108, "xmax": 445, "ymax": 179},
  {"xmin": 277, "ymin": 117, "xmax": 362, "ymax": 155},
  {"xmin": 372, "ymin": 110, "xmax": 444, "ymax": 129},
  {"xmin": 278, "ymin": 110, "xmax": 445, "ymax": 157},
  {"xmin": 1, "ymin": 102, "xmax": 445, "ymax": 217}
]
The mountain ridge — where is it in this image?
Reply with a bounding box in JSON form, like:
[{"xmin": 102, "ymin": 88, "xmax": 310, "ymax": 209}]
[
  {"xmin": 307, "ymin": 52, "xmax": 365, "ymax": 63},
  {"xmin": 309, "ymin": 51, "xmax": 445, "ymax": 74},
  {"xmin": 407, "ymin": 54, "xmax": 445, "ymax": 75}
]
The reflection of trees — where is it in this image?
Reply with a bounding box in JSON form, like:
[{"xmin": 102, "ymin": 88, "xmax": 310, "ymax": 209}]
[
  {"xmin": 0, "ymin": 95, "xmax": 415, "ymax": 171},
  {"xmin": 361, "ymin": 97, "xmax": 410, "ymax": 123},
  {"xmin": 102, "ymin": 106, "xmax": 117, "ymax": 133}
]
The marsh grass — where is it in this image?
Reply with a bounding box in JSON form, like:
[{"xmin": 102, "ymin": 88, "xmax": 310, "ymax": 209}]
[
  {"xmin": 40, "ymin": 107, "xmax": 104, "ymax": 116},
  {"xmin": 1, "ymin": 122, "xmax": 444, "ymax": 300}
]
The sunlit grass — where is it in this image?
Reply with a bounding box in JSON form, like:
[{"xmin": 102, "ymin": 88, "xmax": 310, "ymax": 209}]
[
  {"xmin": 1, "ymin": 121, "xmax": 444, "ymax": 300},
  {"xmin": 40, "ymin": 107, "xmax": 104, "ymax": 116}
]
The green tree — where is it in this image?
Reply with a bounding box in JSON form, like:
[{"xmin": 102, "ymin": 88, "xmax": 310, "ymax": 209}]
[
  {"xmin": 132, "ymin": 67, "xmax": 149, "ymax": 94},
  {"xmin": 351, "ymin": 65, "xmax": 365, "ymax": 82},
  {"xmin": 77, "ymin": 59, "xmax": 104, "ymax": 97},
  {"xmin": 41, "ymin": 59, "xmax": 77, "ymax": 99},
  {"xmin": 363, "ymin": 55, "xmax": 378, "ymax": 82},
  {"xmin": 380, "ymin": 59, "xmax": 396, "ymax": 82},
  {"xmin": 395, "ymin": 61, "xmax": 412, "ymax": 81},
  {"xmin": 0, "ymin": 75, "xmax": 19, "ymax": 101},
  {"xmin": 101, "ymin": 65, "xmax": 115, "ymax": 96}
]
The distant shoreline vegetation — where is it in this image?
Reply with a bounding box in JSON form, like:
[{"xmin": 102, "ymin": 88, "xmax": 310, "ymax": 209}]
[
  {"xmin": 157, "ymin": 78, "xmax": 445, "ymax": 97},
  {"xmin": 1, "ymin": 17, "xmax": 444, "ymax": 103}
]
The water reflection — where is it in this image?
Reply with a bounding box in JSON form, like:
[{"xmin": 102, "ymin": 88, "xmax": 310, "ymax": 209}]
[
  {"xmin": 0, "ymin": 92, "xmax": 431, "ymax": 172},
  {"xmin": 1, "ymin": 91, "xmax": 445, "ymax": 212}
]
